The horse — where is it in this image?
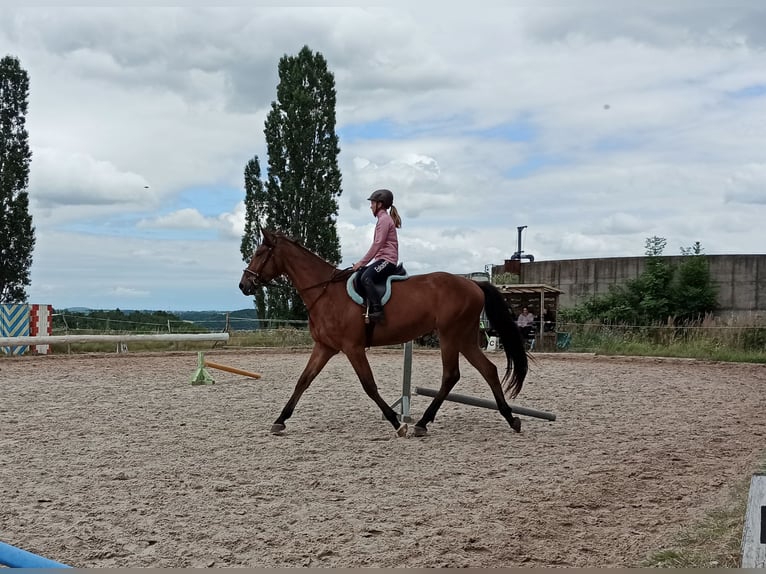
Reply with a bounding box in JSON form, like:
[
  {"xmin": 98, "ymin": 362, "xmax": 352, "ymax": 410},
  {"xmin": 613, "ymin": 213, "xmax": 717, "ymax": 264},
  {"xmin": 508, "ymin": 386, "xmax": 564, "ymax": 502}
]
[{"xmin": 239, "ymin": 229, "xmax": 529, "ymax": 437}]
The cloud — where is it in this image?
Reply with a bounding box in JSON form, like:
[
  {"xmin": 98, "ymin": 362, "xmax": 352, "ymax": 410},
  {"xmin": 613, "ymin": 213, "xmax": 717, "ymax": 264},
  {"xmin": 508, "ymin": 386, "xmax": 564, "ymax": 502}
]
[
  {"xmin": 725, "ymin": 163, "xmax": 766, "ymax": 205},
  {"xmin": 109, "ymin": 287, "xmax": 150, "ymax": 298},
  {"xmin": 0, "ymin": 3, "xmax": 761, "ymax": 311},
  {"xmin": 590, "ymin": 212, "xmax": 646, "ymax": 235},
  {"xmin": 136, "ymin": 204, "xmax": 246, "ymax": 242},
  {"xmin": 30, "ymin": 148, "xmax": 150, "ymax": 208},
  {"xmin": 137, "ymin": 208, "xmax": 213, "ymax": 230}
]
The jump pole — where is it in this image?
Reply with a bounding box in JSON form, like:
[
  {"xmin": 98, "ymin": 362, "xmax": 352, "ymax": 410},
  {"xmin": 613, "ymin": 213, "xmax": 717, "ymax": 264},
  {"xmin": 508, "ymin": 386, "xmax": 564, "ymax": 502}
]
[
  {"xmin": 0, "ymin": 332, "xmax": 229, "ymax": 355},
  {"xmin": 0, "ymin": 540, "xmax": 71, "ymax": 569},
  {"xmin": 191, "ymin": 351, "xmax": 262, "ymax": 385},
  {"xmin": 415, "ymin": 386, "xmax": 556, "ymax": 421}
]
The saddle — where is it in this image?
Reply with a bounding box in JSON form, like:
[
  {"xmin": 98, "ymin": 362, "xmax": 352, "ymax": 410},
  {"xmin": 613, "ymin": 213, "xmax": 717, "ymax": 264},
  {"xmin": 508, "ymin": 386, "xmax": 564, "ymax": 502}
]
[{"xmin": 346, "ymin": 264, "xmax": 409, "ymax": 307}]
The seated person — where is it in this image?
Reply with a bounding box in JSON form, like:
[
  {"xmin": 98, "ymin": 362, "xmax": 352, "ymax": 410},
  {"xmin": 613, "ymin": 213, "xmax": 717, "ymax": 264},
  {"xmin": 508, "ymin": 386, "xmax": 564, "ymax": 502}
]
[
  {"xmin": 516, "ymin": 306, "xmax": 536, "ymax": 340},
  {"xmin": 543, "ymin": 306, "xmax": 556, "ymax": 332}
]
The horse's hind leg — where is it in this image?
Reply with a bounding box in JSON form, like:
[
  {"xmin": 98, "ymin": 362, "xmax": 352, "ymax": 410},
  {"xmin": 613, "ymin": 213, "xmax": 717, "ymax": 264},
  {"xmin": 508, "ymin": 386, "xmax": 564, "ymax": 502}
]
[
  {"xmin": 460, "ymin": 345, "xmax": 522, "ymax": 433},
  {"xmin": 271, "ymin": 342, "xmax": 337, "ymax": 434},
  {"xmin": 345, "ymin": 347, "xmax": 408, "ymax": 437},
  {"xmin": 412, "ymin": 340, "xmax": 461, "ymax": 437}
]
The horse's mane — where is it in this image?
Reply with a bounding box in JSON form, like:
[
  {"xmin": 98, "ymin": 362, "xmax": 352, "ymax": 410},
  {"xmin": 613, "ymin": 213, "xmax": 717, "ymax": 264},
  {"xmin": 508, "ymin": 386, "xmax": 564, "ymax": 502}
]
[{"xmin": 268, "ymin": 230, "xmax": 353, "ymax": 283}]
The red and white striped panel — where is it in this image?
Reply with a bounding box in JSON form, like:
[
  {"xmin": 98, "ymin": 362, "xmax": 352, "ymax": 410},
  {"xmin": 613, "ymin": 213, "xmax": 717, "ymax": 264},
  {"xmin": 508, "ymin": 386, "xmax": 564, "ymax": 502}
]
[{"xmin": 30, "ymin": 304, "xmax": 53, "ymax": 354}]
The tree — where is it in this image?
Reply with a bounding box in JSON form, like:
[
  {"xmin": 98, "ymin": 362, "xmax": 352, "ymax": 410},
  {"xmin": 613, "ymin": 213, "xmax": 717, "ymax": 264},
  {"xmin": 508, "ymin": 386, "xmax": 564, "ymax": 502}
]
[
  {"xmin": 673, "ymin": 242, "xmax": 718, "ymax": 321},
  {"xmin": 240, "ymin": 155, "xmax": 267, "ymax": 325},
  {"xmin": 644, "ymin": 235, "xmax": 667, "ymax": 257},
  {"xmin": 635, "ymin": 235, "xmax": 674, "ymax": 322},
  {"xmin": 0, "ymin": 55, "xmax": 35, "ymax": 304},
  {"xmin": 242, "ymin": 45, "xmax": 343, "ymax": 321},
  {"xmin": 491, "ymin": 272, "xmax": 519, "ymax": 285},
  {"xmin": 680, "ymin": 241, "xmax": 704, "ymax": 256}
]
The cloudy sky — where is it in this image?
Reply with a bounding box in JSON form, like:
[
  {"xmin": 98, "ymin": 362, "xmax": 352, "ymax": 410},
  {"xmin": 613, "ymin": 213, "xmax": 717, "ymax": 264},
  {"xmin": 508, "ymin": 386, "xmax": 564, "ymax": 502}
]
[{"xmin": 2, "ymin": 1, "xmax": 765, "ymax": 311}]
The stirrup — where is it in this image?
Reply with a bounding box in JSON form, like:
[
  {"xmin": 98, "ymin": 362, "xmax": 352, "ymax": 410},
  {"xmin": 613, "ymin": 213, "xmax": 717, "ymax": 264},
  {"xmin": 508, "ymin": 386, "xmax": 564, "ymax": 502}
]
[{"xmin": 365, "ymin": 306, "xmax": 384, "ymax": 324}]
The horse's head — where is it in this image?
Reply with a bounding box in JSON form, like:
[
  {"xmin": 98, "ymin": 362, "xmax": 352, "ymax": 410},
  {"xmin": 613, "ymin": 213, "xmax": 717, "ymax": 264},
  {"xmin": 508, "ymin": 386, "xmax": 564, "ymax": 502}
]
[{"xmin": 239, "ymin": 229, "xmax": 283, "ymax": 295}]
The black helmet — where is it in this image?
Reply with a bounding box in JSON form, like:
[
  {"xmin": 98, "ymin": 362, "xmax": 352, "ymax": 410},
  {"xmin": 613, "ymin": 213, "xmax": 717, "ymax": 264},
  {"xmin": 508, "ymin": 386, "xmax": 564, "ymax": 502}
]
[{"xmin": 367, "ymin": 188, "xmax": 394, "ymax": 208}]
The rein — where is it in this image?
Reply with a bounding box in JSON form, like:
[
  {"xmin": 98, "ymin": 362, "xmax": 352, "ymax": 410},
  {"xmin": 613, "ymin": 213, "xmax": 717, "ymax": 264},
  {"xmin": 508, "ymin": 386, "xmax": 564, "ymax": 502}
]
[{"xmin": 300, "ymin": 268, "xmax": 351, "ymax": 314}]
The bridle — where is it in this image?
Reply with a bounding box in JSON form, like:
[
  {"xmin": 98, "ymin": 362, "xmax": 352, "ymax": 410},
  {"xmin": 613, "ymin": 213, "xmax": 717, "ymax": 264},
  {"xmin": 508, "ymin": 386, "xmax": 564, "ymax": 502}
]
[
  {"xmin": 242, "ymin": 240, "xmax": 351, "ymax": 315},
  {"xmin": 242, "ymin": 244, "xmax": 275, "ymax": 286}
]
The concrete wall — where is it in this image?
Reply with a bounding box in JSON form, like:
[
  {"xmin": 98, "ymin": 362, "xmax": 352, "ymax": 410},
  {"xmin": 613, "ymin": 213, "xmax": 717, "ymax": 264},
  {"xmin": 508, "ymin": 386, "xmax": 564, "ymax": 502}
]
[{"xmin": 517, "ymin": 254, "xmax": 766, "ymax": 317}]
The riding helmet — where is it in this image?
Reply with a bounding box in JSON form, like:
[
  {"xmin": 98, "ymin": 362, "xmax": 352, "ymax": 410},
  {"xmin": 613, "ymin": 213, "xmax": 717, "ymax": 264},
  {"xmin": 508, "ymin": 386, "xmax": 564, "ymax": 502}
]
[{"xmin": 367, "ymin": 189, "xmax": 394, "ymax": 209}]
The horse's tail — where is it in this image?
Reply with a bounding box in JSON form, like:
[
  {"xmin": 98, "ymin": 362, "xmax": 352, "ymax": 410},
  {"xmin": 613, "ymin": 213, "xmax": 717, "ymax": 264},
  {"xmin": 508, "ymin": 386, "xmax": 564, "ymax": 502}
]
[{"xmin": 477, "ymin": 282, "xmax": 528, "ymax": 399}]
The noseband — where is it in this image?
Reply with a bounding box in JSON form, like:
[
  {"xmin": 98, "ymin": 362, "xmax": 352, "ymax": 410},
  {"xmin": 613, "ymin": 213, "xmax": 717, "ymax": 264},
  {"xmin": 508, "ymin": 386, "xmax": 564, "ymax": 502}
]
[
  {"xmin": 242, "ymin": 245, "xmax": 274, "ymax": 286},
  {"xmin": 242, "ymin": 237, "xmax": 353, "ymax": 315}
]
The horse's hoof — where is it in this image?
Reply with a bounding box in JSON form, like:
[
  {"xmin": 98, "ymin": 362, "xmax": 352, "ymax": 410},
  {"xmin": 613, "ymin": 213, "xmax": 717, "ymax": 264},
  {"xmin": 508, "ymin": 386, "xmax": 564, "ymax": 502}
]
[
  {"xmin": 511, "ymin": 417, "xmax": 522, "ymax": 433},
  {"xmin": 412, "ymin": 425, "xmax": 428, "ymax": 437},
  {"xmin": 270, "ymin": 423, "xmax": 286, "ymax": 434},
  {"xmin": 396, "ymin": 423, "xmax": 408, "ymax": 438}
]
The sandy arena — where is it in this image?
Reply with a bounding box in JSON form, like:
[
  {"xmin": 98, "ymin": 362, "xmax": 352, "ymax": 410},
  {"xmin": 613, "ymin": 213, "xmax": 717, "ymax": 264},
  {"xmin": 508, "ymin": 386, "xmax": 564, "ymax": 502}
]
[{"xmin": 1, "ymin": 348, "xmax": 764, "ymax": 567}]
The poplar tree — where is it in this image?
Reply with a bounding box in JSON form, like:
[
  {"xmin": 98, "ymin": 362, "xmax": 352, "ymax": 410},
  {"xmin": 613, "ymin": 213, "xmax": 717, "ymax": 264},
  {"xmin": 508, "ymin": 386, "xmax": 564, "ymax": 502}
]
[
  {"xmin": 241, "ymin": 45, "xmax": 342, "ymax": 321},
  {"xmin": 0, "ymin": 55, "xmax": 35, "ymax": 304},
  {"xmin": 240, "ymin": 155, "xmax": 267, "ymax": 324}
]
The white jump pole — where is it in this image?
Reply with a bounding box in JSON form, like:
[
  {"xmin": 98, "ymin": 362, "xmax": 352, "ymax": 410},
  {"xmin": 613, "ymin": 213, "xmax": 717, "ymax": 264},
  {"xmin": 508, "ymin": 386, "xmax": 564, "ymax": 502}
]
[
  {"xmin": 0, "ymin": 333, "xmax": 229, "ymax": 355},
  {"xmin": 0, "ymin": 333, "xmax": 229, "ymax": 346}
]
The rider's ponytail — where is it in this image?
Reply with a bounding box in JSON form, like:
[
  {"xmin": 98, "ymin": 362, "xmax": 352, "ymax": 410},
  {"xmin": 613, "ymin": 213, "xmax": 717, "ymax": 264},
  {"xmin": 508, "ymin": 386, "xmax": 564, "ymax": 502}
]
[{"xmin": 389, "ymin": 205, "xmax": 402, "ymax": 228}]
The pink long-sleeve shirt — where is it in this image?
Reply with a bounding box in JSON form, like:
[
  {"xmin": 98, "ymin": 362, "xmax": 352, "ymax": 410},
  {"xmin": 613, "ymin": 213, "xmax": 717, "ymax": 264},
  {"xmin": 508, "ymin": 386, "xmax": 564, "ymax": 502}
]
[{"xmin": 358, "ymin": 210, "xmax": 399, "ymax": 266}]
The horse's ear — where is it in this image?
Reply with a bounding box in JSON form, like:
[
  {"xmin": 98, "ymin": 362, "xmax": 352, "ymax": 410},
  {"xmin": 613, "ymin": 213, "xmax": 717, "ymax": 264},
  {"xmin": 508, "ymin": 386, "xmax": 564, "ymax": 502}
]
[{"xmin": 262, "ymin": 228, "xmax": 275, "ymax": 246}]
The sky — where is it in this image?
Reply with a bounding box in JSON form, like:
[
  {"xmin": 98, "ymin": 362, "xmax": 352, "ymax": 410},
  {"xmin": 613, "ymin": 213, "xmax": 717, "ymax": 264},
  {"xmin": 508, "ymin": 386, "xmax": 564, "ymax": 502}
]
[{"xmin": 2, "ymin": 1, "xmax": 765, "ymax": 311}]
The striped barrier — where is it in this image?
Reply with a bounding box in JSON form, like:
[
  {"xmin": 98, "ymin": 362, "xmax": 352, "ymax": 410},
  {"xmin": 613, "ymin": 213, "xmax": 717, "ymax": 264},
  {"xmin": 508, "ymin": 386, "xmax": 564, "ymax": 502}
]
[
  {"xmin": 0, "ymin": 540, "xmax": 71, "ymax": 569},
  {"xmin": 30, "ymin": 304, "xmax": 53, "ymax": 354},
  {"xmin": 0, "ymin": 304, "xmax": 30, "ymax": 356},
  {"xmin": 1, "ymin": 304, "xmax": 53, "ymax": 355}
]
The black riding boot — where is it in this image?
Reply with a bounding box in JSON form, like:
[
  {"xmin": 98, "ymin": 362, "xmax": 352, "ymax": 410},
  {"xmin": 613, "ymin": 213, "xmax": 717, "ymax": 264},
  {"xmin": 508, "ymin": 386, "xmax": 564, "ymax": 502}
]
[
  {"xmin": 367, "ymin": 302, "xmax": 384, "ymax": 323},
  {"xmin": 363, "ymin": 282, "xmax": 385, "ymax": 323}
]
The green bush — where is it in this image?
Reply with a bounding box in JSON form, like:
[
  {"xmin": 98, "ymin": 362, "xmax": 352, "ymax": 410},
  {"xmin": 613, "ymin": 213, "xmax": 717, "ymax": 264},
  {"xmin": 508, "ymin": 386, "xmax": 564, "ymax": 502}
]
[
  {"xmin": 560, "ymin": 237, "xmax": 718, "ymax": 327},
  {"xmin": 741, "ymin": 327, "xmax": 766, "ymax": 351}
]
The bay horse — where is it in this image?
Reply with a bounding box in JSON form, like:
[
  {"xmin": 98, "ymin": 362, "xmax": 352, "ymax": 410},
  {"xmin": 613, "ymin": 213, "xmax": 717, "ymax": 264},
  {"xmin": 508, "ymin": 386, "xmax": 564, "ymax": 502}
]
[{"xmin": 239, "ymin": 229, "xmax": 529, "ymax": 437}]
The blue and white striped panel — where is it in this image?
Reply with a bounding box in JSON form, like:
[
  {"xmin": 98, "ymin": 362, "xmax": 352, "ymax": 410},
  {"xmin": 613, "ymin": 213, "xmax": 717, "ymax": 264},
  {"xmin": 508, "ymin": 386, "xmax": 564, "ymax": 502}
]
[{"xmin": 1, "ymin": 304, "xmax": 30, "ymax": 355}]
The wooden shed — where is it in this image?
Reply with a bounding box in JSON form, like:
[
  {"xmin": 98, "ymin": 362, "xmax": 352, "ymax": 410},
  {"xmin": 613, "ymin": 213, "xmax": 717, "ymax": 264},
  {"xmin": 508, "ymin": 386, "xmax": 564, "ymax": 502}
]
[{"xmin": 494, "ymin": 283, "xmax": 564, "ymax": 350}]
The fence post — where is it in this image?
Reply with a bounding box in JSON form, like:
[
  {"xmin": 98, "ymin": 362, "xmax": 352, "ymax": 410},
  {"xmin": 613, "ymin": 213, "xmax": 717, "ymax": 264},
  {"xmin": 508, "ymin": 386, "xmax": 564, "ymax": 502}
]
[
  {"xmin": 386, "ymin": 341, "xmax": 413, "ymax": 422},
  {"xmin": 742, "ymin": 473, "xmax": 766, "ymax": 568}
]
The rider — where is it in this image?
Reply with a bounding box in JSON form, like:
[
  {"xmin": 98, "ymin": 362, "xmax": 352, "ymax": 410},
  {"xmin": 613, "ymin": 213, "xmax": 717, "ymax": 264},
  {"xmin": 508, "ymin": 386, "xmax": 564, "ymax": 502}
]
[{"xmin": 351, "ymin": 189, "xmax": 402, "ymax": 323}]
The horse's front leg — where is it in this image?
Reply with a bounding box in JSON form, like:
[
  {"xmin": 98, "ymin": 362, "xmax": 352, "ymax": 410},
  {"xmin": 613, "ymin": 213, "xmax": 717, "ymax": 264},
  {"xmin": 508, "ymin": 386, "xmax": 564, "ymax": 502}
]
[
  {"xmin": 345, "ymin": 347, "xmax": 408, "ymax": 437},
  {"xmin": 271, "ymin": 342, "xmax": 337, "ymax": 434}
]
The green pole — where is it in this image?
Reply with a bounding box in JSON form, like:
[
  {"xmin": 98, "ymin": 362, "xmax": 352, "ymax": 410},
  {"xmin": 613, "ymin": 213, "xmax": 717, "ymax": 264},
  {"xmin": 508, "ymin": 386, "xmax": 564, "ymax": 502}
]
[{"xmin": 190, "ymin": 351, "xmax": 215, "ymax": 385}]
